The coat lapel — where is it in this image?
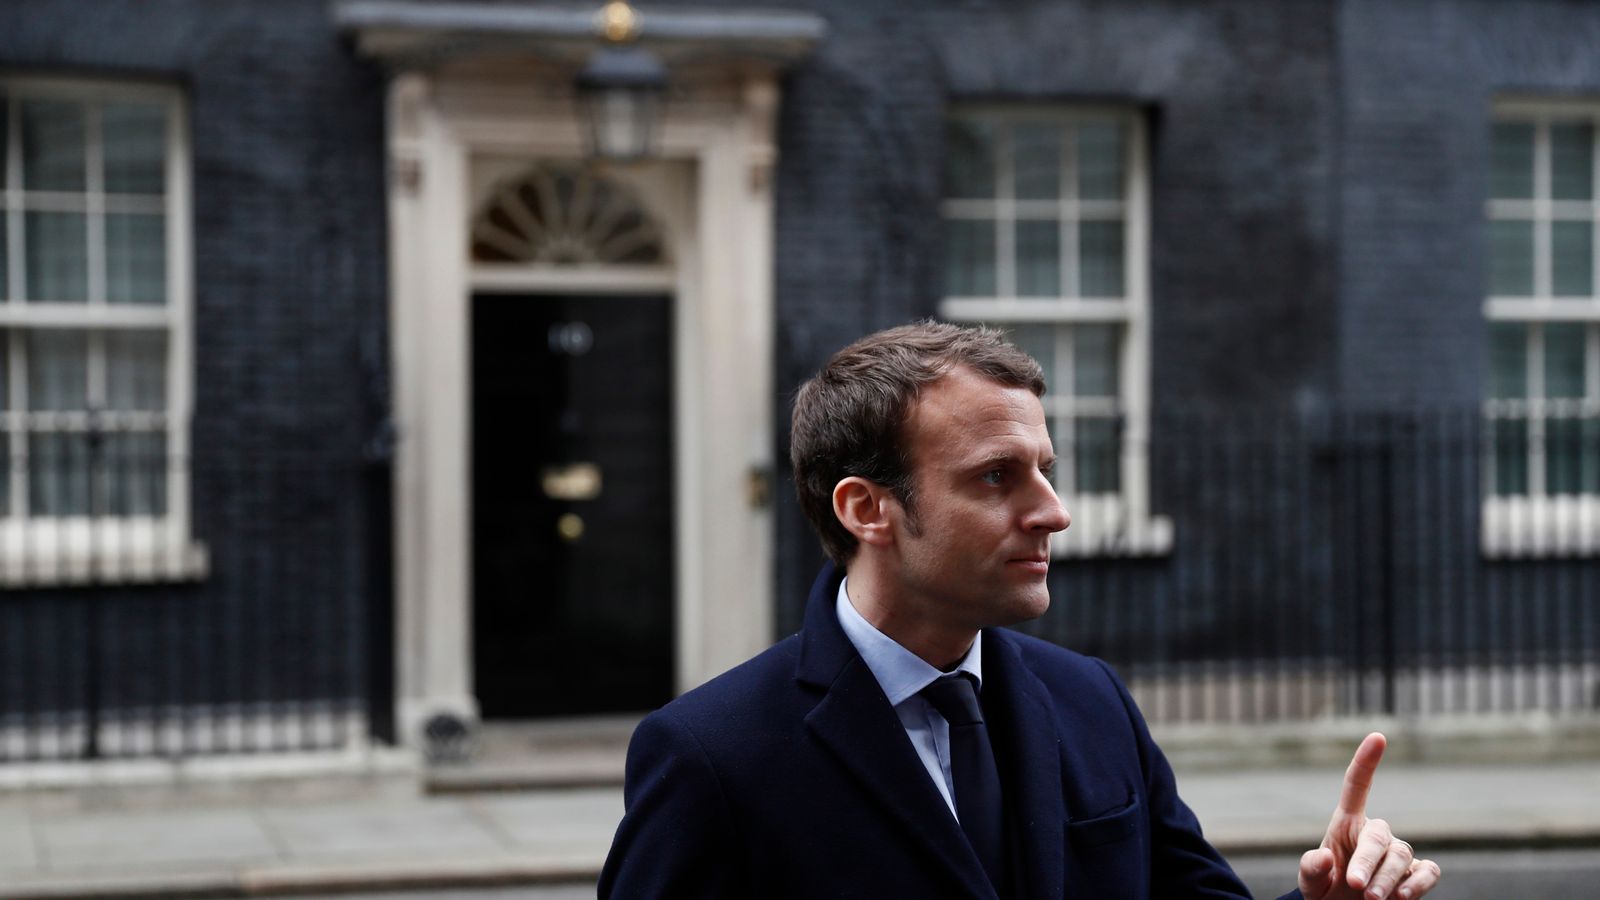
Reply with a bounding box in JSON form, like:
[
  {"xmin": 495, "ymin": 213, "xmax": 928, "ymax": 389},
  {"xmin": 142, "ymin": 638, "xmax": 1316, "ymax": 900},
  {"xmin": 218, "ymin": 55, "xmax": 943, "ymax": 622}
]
[
  {"xmin": 795, "ymin": 563, "xmax": 997, "ymax": 900},
  {"xmin": 983, "ymin": 628, "xmax": 1067, "ymax": 900}
]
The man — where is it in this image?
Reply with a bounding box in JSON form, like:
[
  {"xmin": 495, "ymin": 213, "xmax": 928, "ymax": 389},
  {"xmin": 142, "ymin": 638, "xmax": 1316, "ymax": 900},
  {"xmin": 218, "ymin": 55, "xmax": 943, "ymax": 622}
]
[{"xmin": 600, "ymin": 322, "xmax": 1440, "ymax": 899}]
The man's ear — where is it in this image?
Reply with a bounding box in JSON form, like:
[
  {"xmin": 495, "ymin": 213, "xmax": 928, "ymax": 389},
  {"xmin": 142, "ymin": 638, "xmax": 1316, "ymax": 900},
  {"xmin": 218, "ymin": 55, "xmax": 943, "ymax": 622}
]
[{"xmin": 832, "ymin": 476, "xmax": 897, "ymax": 548}]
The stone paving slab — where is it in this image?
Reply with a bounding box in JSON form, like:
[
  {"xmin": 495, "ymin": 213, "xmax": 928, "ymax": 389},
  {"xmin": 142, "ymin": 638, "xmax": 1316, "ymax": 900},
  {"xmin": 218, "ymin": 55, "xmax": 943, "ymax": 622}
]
[
  {"xmin": 296, "ymin": 887, "xmax": 597, "ymax": 900},
  {"xmin": 0, "ymin": 804, "xmax": 37, "ymax": 874},
  {"xmin": 469, "ymin": 788, "xmax": 621, "ymax": 852},
  {"xmin": 236, "ymin": 852, "xmax": 603, "ymax": 894},
  {"xmin": 3, "ymin": 762, "xmax": 1600, "ymax": 898},
  {"xmin": 30, "ymin": 807, "xmax": 279, "ymax": 872},
  {"xmin": 1176, "ymin": 761, "xmax": 1600, "ymax": 852},
  {"xmin": 258, "ymin": 800, "xmax": 505, "ymax": 860},
  {"xmin": 427, "ymin": 755, "xmax": 626, "ymax": 792},
  {"xmin": 0, "ymin": 869, "xmax": 235, "ymax": 899},
  {"xmin": 0, "ymin": 853, "xmax": 605, "ymax": 900}
]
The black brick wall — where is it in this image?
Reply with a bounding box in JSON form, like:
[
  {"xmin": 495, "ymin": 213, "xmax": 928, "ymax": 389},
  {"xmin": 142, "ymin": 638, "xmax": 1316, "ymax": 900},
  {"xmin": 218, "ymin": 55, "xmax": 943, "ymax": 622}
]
[
  {"xmin": 1336, "ymin": 0, "xmax": 1600, "ymax": 404},
  {"xmin": 767, "ymin": 0, "xmax": 1600, "ymax": 640},
  {"xmin": 3, "ymin": 0, "xmax": 1595, "ymax": 718},
  {"xmin": 763, "ymin": 0, "xmax": 1344, "ymax": 631},
  {"xmin": 0, "ymin": 0, "xmax": 388, "ymax": 724}
]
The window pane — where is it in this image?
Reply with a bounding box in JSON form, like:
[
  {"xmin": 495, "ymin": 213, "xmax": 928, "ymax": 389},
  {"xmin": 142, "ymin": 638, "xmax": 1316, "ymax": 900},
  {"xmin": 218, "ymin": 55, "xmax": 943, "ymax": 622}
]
[
  {"xmin": 1491, "ymin": 122, "xmax": 1534, "ymax": 200},
  {"xmin": 1545, "ymin": 415, "xmax": 1588, "ymax": 496},
  {"xmin": 0, "ymin": 93, "xmax": 7, "ymax": 193},
  {"xmin": 1489, "ymin": 322, "xmax": 1528, "ymax": 400},
  {"xmin": 1051, "ymin": 414, "xmax": 1073, "ymax": 491},
  {"xmin": 28, "ymin": 433, "xmax": 89, "ymax": 516},
  {"xmin": 1077, "ymin": 122, "xmax": 1124, "ymax": 201},
  {"xmin": 21, "ymin": 99, "xmax": 85, "ymax": 192},
  {"xmin": 106, "ymin": 213, "xmax": 166, "ymax": 304},
  {"xmin": 25, "ymin": 212, "xmax": 88, "ymax": 303},
  {"xmin": 1491, "ymin": 417, "xmax": 1528, "ymax": 496},
  {"xmin": 107, "ymin": 431, "xmax": 166, "ymax": 516},
  {"xmin": 27, "ymin": 330, "xmax": 87, "ymax": 411},
  {"xmin": 1552, "ymin": 221, "xmax": 1593, "ymax": 297},
  {"xmin": 1013, "ymin": 123, "xmax": 1060, "ymax": 200},
  {"xmin": 1078, "ymin": 220, "xmax": 1124, "ymax": 296},
  {"xmin": 1074, "ymin": 324, "xmax": 1119, "ymax": 398},
  {"xmin": 105, "ymin": 331, "xmax": 167, "ymax": 411},
  {"xmin": 102, "ymin": 103, "xmax": 166, "ymax": 195},
  {"xmin": 944, "ymin": 120, "xmax": 996, "ymax": 200},
  {"xmin": 944, "ymin": 219, "xmax": 996, "ymax": 296},
  {"xmin": 1550, "ymin": 123, "xmax": 1594, "ymax": 202},
  {"xmin": 1588, "ymin": 417, "xmax": 1600, "ymax": 495},
  {"xmin": 1015, "ymin": 219, "xmax": 1060, "ymax": 296},
  {"xmin": 1587, "ymin": 416, "xmax": 1600, "ymax": 493},
  {"xmin": 0, "ymin": 215, "xmax": 6, "ymax": 302},
  {"xmin": 1544, "ymin": 323, "xmax": 1587, "ymax": 399},
  {"xmin": 1489, "ymin": 219, "xmax": 1534, "ymax": 296},
  {"xmin": 1074, "ymin": 415, "xmax": 1121, "ymax": 494},
  {"xmin": 1001, "ymin": 323, "xmax": 1056, "ymax": 389}
]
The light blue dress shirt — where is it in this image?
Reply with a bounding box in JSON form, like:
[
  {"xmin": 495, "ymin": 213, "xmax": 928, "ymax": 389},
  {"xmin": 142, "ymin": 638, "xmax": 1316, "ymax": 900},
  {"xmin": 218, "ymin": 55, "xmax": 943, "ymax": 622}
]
[{"xmin": 835, "ymin": 576, "xmax": 982, "ymax": 821}]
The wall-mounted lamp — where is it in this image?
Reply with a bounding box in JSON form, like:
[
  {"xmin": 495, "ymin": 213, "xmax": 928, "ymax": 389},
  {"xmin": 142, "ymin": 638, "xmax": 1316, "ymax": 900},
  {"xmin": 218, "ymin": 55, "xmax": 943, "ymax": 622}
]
[{"xmin": 576, "ymin": 2, "xmax": 667, "ymax": 160}]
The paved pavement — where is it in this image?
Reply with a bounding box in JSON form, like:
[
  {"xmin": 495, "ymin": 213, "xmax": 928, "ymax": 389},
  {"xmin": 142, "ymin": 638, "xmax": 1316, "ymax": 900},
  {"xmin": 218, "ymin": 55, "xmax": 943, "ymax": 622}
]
[
  {"xmin": 1, "ymin": 759, "xmax": 1597, "ymax": 898},
  {"xmin": 1230, "ymin": 848, "xmax": 1600, "ymax": 899}
]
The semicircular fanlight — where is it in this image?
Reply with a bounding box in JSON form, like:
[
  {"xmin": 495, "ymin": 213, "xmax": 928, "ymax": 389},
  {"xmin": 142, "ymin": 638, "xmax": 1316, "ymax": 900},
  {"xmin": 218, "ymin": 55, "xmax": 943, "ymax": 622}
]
[{"xmin": 470, "ymin": 165, "xmax": 667, "ymax": 266}]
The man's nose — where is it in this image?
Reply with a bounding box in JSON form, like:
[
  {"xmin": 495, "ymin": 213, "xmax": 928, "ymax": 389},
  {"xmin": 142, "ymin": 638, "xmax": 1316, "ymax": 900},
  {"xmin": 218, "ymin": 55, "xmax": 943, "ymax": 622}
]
[{"xmin": 1025, "ymin": 475, "xmax": 1071, "ymax": 534}]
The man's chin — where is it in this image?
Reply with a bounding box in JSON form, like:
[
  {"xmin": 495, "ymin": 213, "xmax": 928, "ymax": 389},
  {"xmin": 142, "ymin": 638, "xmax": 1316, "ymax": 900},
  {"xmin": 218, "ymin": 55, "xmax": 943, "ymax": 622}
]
[{"xmin": 990, "ymin": 591, "xmax": 1051, "ymax": 627}]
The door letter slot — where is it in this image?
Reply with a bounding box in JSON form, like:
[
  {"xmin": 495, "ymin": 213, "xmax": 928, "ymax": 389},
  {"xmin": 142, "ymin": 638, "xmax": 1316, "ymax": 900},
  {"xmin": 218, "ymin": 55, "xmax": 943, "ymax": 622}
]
[{"xmin": 542, "ymin": 463, "xmax": 604, "ymax": 501}]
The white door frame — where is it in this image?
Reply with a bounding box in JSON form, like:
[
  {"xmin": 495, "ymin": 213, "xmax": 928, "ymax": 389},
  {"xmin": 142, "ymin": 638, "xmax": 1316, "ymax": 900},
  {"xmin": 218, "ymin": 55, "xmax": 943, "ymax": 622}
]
[{"xmin": 386, "ymin": 72, "xmax": 779, "ymax": 742}]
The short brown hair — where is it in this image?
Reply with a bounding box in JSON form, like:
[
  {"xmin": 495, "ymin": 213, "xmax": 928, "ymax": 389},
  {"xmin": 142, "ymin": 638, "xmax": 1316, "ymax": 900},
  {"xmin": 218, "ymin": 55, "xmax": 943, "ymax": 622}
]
[{"xmin": 789, "ymin": 321, "xmax": 1046, "ymax": 564}]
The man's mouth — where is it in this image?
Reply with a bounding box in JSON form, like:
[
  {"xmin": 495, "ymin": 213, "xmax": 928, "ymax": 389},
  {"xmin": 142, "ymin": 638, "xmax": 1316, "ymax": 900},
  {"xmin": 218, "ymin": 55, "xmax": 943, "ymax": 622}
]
[{"xmin": 1007, "ymin": 555, "xmax": 1050, "ymax": 573}]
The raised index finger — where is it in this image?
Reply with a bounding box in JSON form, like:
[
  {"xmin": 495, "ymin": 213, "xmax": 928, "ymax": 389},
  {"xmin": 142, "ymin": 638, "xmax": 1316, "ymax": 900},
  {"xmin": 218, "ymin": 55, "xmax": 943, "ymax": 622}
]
[{"xmin": 1337, "ymin": 732, "xmax": 1387, "ymax": 815}]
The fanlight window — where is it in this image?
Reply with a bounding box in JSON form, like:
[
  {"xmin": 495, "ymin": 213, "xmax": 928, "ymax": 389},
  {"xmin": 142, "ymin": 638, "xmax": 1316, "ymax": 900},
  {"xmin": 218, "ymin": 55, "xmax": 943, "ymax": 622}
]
[{"xmin": 470, "ymin": 166, "xmax": 666, "ymax": 265}]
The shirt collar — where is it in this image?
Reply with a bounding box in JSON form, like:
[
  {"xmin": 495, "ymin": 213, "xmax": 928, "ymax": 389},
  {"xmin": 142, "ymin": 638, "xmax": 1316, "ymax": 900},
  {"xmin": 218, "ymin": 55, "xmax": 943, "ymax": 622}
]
[{"xmin": 835, "ymin": 575, "xmax": 983, "ymax": 708}]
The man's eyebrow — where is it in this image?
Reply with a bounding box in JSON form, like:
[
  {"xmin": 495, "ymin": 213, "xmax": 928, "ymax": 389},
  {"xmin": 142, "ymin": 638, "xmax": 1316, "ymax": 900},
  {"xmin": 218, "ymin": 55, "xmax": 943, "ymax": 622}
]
[
  {"xmin": 969, "ymin": 452, "xmax": 1057, "ymax": 471},
  {"xmin": 968, "ymin": 452, "xmax": 1017, "ymax": 471}
]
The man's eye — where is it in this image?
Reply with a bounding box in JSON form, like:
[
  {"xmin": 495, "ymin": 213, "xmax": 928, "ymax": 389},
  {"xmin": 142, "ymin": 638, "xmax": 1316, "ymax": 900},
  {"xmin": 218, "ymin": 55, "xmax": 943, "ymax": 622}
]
[{"xmin": 980, "ymin": 469, "xmax": 1005, "ymax": 486}]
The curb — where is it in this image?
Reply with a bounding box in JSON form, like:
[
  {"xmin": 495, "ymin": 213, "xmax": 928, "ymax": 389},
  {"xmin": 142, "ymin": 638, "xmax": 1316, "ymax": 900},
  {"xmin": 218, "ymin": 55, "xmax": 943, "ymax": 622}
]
[
  {"xmin": 0, "ymin": 855, "xmax": 603, "ymax": 899},
  {"xmin": 9, "ymin": 829, "xmax": 1600, "ymax": 899},
  {"xmin": 1212, "ymin": 826, "xmax": 1600, "ymax": 858}
]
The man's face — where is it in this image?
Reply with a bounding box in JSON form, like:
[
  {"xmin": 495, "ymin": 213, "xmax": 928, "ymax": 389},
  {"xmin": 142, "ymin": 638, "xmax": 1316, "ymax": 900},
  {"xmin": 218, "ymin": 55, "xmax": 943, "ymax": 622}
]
[{"xmin": 885, "ymin": 366, "xmax": 1071, "ymax": 633}]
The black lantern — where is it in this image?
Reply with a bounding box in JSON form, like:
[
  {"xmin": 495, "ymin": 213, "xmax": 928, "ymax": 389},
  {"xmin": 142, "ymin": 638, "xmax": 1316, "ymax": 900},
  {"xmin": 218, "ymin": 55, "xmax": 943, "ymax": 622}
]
[{"xmin": 576, "ymin": 46, "xmax": 668, "ymax": 160}]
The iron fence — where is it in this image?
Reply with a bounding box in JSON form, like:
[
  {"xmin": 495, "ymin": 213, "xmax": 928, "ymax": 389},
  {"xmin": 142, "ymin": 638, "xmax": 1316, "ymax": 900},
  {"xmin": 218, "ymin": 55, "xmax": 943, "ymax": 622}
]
[
  {"xmin": 4, "ymin": 407, "xmax": 1599, "ymax": 761},
  {"xmin": 1021, "ymin": 407, "xmax": 1600, "ymax": 724},
  {"xmin": 0, "ymin": 431, "xmax": 390, "ymax": 762}
]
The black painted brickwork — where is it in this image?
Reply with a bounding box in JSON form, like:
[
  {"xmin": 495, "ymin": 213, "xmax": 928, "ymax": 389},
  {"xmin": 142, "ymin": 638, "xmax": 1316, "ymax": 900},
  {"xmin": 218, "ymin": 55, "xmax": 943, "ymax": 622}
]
[
  {"xmin": 758, "ymin": 0, "xmax": 1345, "ymax": 632},
  {"xmin": 3, "ymin": 0, "xmax": 1596, "ymax": 714},
  {"xmin": 763, "ymin": 0, "xmax": 1600, "ymax": 635},
  {"xmin": 1337, "ymin": 0, "xmax": 1600, "ymax": 403},
  {"xmin": 0, "ymin": 0, "xmax": 388, "ymax": 721}
]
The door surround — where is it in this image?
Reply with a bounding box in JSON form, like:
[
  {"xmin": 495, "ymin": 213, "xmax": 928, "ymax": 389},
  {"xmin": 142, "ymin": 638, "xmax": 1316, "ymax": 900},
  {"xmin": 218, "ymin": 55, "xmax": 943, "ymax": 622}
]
[{"xmin": 385, "ymin": 67, "xmax": 781, "ymax": 744}]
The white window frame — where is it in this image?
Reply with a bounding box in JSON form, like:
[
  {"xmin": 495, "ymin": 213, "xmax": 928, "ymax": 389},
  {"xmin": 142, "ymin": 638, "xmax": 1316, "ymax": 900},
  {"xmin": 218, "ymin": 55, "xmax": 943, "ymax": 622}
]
[
  {"xmin": 938, "ymin": 106, "xmax": 1170, "ymax": 557},
  {"xmin": 0, "ymin": 75, "xmax": 203, "ymax": 583},
  {"xmin": 1483, "ymin": 98, "xmax": 1600, "ymax": 558}
]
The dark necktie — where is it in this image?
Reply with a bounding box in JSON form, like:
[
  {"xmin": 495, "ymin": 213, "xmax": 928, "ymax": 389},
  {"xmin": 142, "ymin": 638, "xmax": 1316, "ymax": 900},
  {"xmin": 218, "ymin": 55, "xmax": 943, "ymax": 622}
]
[{"xmin": 920, "ymin": 672, "xmax": 1006, "ymax": 895}]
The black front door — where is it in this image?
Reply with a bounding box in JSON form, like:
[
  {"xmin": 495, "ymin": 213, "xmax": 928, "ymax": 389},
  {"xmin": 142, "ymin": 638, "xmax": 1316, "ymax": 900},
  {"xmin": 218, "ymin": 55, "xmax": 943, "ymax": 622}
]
[{"xmin": 472, "ymin": 294, "xmax": 674, "ymax": 718}]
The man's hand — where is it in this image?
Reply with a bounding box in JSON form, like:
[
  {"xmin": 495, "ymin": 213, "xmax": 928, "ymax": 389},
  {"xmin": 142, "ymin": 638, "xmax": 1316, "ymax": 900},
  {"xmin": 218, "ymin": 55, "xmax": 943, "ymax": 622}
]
[{"xmin": 1297, "ymin": 733, "xmax": 1441, "ymax": 900}]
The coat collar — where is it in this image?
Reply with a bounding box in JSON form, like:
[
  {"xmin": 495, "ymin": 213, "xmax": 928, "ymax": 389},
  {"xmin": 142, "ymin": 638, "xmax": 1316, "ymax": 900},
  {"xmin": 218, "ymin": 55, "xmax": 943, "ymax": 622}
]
[
  {"xmin": 795, "ymin": 562, "xmax": 1066, "ymax": 899},
  {"xmin": 981, "ymin": 626, "xmax": 1067, "ymax": 899}
]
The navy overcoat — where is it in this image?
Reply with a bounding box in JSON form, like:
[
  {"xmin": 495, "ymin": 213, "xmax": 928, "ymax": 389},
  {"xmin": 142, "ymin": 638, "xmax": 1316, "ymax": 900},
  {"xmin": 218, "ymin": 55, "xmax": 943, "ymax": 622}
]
[{"xmin": 601, "ymin": 563, "xmax": 1299, "ymax": 899}]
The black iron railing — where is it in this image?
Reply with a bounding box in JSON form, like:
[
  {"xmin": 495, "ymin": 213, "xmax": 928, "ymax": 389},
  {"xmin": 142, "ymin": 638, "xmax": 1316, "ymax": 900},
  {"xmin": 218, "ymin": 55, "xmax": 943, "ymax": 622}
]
[
  {"xmin": 3, "ymin": 408, "xmax": 1598, "ymax": 760},
  {"xmin": 0, "ymin": 431, "xmax": 391, "ymax": 762},
  {"xmin": 1021, "ymin": 407, "xmax": 1600, "ymax": 723}
]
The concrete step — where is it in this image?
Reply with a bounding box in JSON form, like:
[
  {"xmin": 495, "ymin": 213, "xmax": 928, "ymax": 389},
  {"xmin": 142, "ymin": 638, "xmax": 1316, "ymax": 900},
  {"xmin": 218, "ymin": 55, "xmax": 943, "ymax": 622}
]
[{"xmin": 424, "ymin": 716, "xmax": 636, "ymax": 794}]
